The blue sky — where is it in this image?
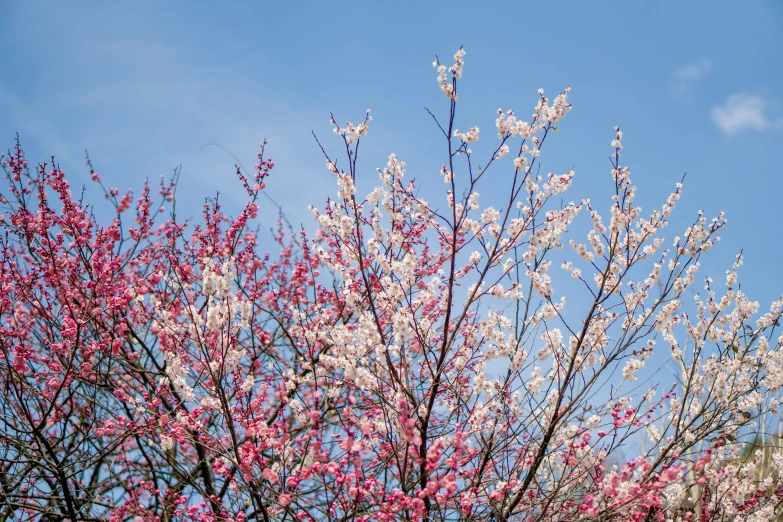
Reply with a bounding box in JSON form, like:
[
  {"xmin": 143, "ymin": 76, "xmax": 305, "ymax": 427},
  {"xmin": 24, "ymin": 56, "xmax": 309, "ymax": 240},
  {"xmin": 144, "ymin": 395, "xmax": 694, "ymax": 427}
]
[{"xmin": 2, "ymin": 1, "xmax": 782, "ymax": 306}]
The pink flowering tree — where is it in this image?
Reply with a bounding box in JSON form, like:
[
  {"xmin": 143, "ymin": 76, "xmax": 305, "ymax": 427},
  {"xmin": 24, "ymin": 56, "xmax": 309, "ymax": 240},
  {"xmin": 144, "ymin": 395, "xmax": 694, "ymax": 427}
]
[{"xmin": 2, "ymin": 49, "xmax": 783, "ymax": 522}]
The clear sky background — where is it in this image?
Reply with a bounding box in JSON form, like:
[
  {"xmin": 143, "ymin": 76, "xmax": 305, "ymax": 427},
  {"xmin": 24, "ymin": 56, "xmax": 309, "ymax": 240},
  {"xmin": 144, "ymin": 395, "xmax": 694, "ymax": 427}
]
[{"xmin": 2, "ymin": 1, "xmax": 782, "ymax": 309}]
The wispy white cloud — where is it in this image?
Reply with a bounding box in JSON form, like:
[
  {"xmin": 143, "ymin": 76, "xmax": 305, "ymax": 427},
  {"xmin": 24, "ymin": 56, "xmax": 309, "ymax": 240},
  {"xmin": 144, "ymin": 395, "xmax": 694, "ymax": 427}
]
[
  {"xmin": 671, "ymin": 59, "xmax": 711, "ymax": 95},
  {"xmin": 711, "ymin": 93, "xmax": 782, "ymax": 135},
  {"xmin": 0, "ymin": 4, "xmax": 336, "ymax": 227}
]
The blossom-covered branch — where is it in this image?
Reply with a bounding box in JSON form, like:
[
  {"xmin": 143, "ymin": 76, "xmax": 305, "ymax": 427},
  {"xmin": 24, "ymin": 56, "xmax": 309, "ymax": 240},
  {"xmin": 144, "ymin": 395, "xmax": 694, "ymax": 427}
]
[{"xmin": 1, "ymin": 48, "xmax": 783, "ymax": 522}]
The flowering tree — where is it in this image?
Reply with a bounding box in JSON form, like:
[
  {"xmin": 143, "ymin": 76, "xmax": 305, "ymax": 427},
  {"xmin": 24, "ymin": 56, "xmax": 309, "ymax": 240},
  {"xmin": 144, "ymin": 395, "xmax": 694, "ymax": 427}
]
[{"xmin": 1, "ymin": 49, "xmax": 783, "ymax": 522}]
